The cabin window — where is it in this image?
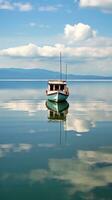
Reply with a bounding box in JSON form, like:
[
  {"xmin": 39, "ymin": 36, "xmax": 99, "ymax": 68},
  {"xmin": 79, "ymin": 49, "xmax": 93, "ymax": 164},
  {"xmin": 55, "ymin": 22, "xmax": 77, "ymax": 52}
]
[
  {"xmin": 60, "ymin": 84, "xmax": 64, "ymax": 91},
  {"xmin": 55, "ymin": 84, "xmax": 59, "ymax": 90},
  {"xmin": 50, "ymin": 84, "xmax": 53, "ymax": 91}
]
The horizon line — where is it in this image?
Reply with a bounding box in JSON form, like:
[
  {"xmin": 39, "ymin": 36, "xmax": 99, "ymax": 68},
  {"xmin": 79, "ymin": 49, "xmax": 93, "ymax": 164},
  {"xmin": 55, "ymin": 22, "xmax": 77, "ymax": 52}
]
[{"xmin": 0, "ymin": 79, "xmax": 112, "ymax": 82}]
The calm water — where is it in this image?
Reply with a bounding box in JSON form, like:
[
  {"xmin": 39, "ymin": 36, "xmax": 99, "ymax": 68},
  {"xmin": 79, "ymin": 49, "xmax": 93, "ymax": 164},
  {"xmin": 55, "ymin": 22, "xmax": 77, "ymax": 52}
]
[{"xmin": 0, "ymin": 81, "xmax": 112, "ymax": 200}]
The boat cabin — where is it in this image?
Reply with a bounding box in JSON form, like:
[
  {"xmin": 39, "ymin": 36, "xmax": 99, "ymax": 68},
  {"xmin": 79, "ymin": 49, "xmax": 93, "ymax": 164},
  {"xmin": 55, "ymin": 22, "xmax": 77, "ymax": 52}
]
[{"xmin": 48, "ymin": 80, "xmax": 67, "ymax": 91}]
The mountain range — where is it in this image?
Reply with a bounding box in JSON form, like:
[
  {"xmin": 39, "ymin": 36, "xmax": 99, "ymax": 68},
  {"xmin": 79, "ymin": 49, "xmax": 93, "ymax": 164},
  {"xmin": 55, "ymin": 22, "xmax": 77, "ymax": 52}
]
[{"xmin": 0, "ymin": 68, "xmax": 112, "ymax": 80}]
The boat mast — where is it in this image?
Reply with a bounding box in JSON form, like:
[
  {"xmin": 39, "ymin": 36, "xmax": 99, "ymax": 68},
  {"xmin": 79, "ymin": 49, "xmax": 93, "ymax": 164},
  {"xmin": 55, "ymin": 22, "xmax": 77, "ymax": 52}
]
[
  {"xmin": 66, "ymin": 64, "xmax": 67, "ymax": 81},
  {"xmin": 60, "ymin": 52, "xmax": 62, "ymax": 80}
]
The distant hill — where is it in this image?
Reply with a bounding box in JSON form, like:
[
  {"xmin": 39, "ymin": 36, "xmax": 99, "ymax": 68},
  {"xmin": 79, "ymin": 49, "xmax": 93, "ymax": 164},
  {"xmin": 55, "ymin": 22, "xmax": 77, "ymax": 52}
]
[{"xmin": 0, "ymin": 68, "xmax": 112, "ymax": 80}]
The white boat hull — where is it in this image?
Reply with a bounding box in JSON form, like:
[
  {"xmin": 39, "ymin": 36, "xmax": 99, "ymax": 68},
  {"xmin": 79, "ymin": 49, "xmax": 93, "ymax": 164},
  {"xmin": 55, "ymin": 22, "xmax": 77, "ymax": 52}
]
[{"xmin": 47, "ymin": 91, "xmax": 68, "ymax": 102}]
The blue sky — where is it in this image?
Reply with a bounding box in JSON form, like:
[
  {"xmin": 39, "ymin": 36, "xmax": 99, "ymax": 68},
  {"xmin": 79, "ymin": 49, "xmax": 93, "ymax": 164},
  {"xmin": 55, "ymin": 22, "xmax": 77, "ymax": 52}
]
[{"xmin": 0, "ymin": 0, "xmax": 112, "ymax": 75}]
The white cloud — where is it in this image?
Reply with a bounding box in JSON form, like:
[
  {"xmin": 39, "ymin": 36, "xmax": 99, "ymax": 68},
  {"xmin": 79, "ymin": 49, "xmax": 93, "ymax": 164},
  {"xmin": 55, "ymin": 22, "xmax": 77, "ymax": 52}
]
[
  {"xmin": 64, "ymin": 100, "xmax": 112, "ymax": 133},
  {"xmin": 0, "ymin": 88, "xmax": 42, "ymax": 101},
  {"xmin": 0, "ymin": 43, "xmax": 112, "ymax": 59},
  {"xmin": 64, "ymin": 23, "xmax": 96, "ymax": 42},
  {"xmin": 0, "ymin": 43, "xmax": 60, "ymax": 57},
  {"xmin": 0, "ymin": 100, "xmax": 47, "ymax": 114},
  {"xmin": 0, "ymin": 143, "xmax": 32, "ymax": 158},
  {"xmin": 29, "ymin": 22, "xmax": 37, "ymax": 27},
  {"xmin": 0, "ymin": 0, "xmax": 13, "ymax": 10},
  {"xmin": 14, "ymin": 2, "xmax": 32, "ymax": 12},
  {"xmin": 65, "ymin": 118, "xmax": 94, "ymax": 133},
  {"xmin": 14, "ymin": 143, "xmax": 32, "ymax": 152},
  {"xmin": 0, "ymin": 22, "xmax": 112, "ymax": 75},
  {"xmin": 0, "ymin": 1, "xmax": 33, "ymax": 11},
  {"xmin": 38, "ymin": 4, "xmax": 62, "ymax": 12},
  {"xmin": 78, "ymin": 150, "xmax": 112, "ymax": 164},
  {"xmin": 29, "ymin": 22, "xmax": 49, "ymax": 29},
  {"xmin": 1, "ymin": 148, "xmax": 112, "ymax": 196},
  {"xmin": 0, "ymin": 43, "xmax": 39, "ymax": 57},
  {"xmin": 79, "ymin": 0, "xmax": 112, "ymax": 13}
]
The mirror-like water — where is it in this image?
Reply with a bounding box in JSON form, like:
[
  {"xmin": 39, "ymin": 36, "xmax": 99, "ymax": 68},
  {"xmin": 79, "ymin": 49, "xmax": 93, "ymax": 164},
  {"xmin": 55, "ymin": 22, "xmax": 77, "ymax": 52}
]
[{"xmin": 0, "ymin": 81, "xmax": 112, "ymax": 200}]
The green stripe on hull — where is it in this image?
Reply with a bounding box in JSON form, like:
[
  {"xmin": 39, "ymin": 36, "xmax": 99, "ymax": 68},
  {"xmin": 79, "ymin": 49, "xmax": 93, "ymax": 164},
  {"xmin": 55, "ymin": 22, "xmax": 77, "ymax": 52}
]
[{"xmin": 47, "ymin": 92, "xmax": 68, "ymax": 102}]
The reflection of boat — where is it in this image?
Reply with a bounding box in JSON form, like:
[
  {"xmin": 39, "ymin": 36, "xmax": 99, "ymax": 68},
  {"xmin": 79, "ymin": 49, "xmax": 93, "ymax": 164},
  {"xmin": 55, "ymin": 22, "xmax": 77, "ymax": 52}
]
[{"xmin": 46, "ymin": 100, "xmax": 69, "ymax": 121}]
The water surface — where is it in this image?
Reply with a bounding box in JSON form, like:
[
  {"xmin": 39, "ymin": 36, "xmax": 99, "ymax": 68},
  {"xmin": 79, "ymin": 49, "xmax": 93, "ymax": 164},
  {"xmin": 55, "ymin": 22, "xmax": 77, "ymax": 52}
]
[{"xmin": 0, "ymin": 81, "xmax": 112, "ymax": 200}]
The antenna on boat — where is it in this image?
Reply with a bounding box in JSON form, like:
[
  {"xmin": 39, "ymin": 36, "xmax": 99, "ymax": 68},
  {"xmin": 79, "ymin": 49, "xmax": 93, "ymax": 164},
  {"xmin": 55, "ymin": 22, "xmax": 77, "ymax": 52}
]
[
  {"xmin": 60, "ymin": 52, "xmax": 62, "ymax": 80},
  {"xmin": 66, "ymin": 64, "xmax": 67, "ymax": 81}
]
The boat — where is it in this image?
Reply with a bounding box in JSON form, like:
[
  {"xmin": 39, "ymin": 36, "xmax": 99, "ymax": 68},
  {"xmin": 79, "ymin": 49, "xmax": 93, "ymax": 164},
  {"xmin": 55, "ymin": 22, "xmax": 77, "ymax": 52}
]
[
  {"xmin": 46, "ymin": 53, "xmax": 69, "ymax": 102},
  {"xmin": 46, "ymin": 100, "xmax": 69, "ymax": 121},
  {"xmin": 46, "ymin": 80, "xmax": 69, "ymax": 102}
]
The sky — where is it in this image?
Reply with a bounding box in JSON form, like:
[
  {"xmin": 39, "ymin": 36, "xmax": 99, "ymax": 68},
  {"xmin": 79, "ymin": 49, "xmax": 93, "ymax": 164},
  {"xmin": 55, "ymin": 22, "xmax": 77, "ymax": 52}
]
[{"xmin": 0, "ymin": 0, "xmax": 112, "ymax": 75}]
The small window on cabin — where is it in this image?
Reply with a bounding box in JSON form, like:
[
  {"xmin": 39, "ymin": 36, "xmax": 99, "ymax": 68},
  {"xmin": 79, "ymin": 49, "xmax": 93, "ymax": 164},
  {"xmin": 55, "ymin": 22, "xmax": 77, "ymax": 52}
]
[
  {"xmin": 60, "ymin": 84, "xmax": 64, "ymax": 91},
  {"xmin": 50, "ymin": 84, "xmax": 53, "ymax": 91},
  {"xmin": 55, "ymin": 84, "xmax": 59, "ymax": 90}
]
